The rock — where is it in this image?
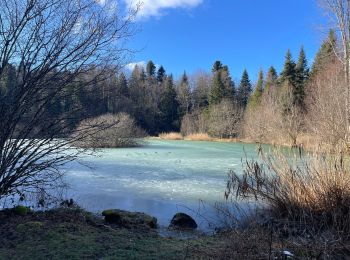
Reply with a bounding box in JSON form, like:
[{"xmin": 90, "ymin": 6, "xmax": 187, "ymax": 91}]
[
  {"xmin": 102, "ymin": 209, "xmax": 157, "ymax": 229},
  {"xmin": 169, "ymin": 213, "xmax": 197, "ymax": 230}
]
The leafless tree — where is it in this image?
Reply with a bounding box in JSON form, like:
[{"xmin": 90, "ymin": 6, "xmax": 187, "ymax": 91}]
[
  {"xmin": 320, "ymin": 0, "xmax": 350, "ymax": 134},
  {"xmin": 0, "ymin": 0, "xmax": 137, "ymax": 203}
]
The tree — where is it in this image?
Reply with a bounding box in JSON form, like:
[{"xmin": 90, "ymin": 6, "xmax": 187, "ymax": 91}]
[
  {"xmin": 177, "ymin": 72, "xmax": 192, "ymax": 116},
  {"xmin": 0, "ymin": 0, "xmax": 136, "ymax": 203},
  {"xmin": 209, "ymin": 71, "xmax": 225, "ymax": 105},
  {"xmin": 280, "ymin": 50, "xmax": 297, "ymax": 86},
  {"xmin": 295, "ymin": 47, "xmax": 309, "ymax": 108},
  {"xmin": 310, "ymin": 29, "xmax": 338, "ymax": 77},
  {"xmin": 320, "ymin": 0, "xmax": 350, "ymax": 133},
  {"xmin": 237, "ymin": 69, "xmax": 252, "ymax": 108},
  {"xmin": 264, "ymin": 66, "xmax": 278, "ymax": 95},
  {"xmin": 248, "ymin": 69, "xmax": 264, "ymax": 109},
  {"xmin": 160, "ymin": 75, "xmax": 180, "ymax": 131},
  {"xmin": 212, "ymin": 61, "xmax": 224, "ymax": 72},
  {"xmin": 157, "ymin": 66, "xmax": 166, "ymax": 82},
  {"xmin": 146, "ymin": 61, "xmax": 156, "ymax": 78}
]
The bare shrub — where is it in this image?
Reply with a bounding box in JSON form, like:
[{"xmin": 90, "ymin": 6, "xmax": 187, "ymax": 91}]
[
  {"xmin": 306, "ymin": 63, "xmax": 348, "ymax": 150},
  {"xmin": 180, "ymin": 109, "xmax": 208, "ymax": 136},
  {"xmin": 226, "ymin": 148, "xmax": 350, "ymax": 237},
  {"xmin": 74, "ymin": 113, "xmax": 146, "ymax": 148}
]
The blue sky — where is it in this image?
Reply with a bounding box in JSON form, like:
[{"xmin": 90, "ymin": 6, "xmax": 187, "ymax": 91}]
[{"xmin": 123, "ymin": 0, "xmax": 329, "ymax": 82}]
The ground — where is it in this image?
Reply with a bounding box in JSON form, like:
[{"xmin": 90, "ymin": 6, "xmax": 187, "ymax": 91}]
[{"xmin": 1, "ymin": 206, "xmax": 349, "ymax": 259}]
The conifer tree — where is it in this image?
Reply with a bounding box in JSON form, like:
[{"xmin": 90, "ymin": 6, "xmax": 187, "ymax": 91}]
[
  {"xmin": 295, "ymin": 47, "xmax": 309, "ymax": 107},
  {"xmin": 310, "ymin": 29, "xmax": 338, "ymax": 77},
  {"xmin": 212, "ymin": 60, "xmax": 223, "ymax": 72},
  {"xmin": 209, "ymin": 71, "xmax": 225, "ymax": 105},
  {"xmin": 280, "ymin": 49, "xmax": 296, "ymax": 86},
  {"xmin": 146, "ymin": 60, "xmax": 156, "ymax": 78},
  {"xmin": 265, "ymin": 66, "xmax": 278, "ymax": 95},
  {"xmin": 221, "ymin": 65, "xmax": 235, "ymax": 100},
  {"xmin": 157, "ymin": 66, "xmax": 166, "ymax": 82},
  {"xmin": 177, "ymin": 72, "xmax": 192, "ymax": 116},
  {"xmin": 248, "ymin": 69, "xmax": 264, "ymax": 109},
  {"xmin": 160, "ymin": 75, "xmax": 180, "ymax": 131},
  {"xmin": 237, "ymin": 69, "xmax": 252, "ymax": 108},
  {"xmin": 117, "ymin": 73, "xmax": 128, "ymax": 97}
]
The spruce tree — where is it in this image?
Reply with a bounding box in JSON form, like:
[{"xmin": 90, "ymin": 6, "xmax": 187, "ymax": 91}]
[
  {"xmin": 160, "ymin": 75, "xmax": 180, "ymax": 131},
  {"xmin": 117, "ymin": 73, "xmax": 128, "ymax": 97},
  {"xmin": 212, "ymin": 60, "xmax": 223, "ymax": 72},
  {"xmin": 221, "ymin": 65, "xmax": 235, "ymax": 100},
  {"xmin": 209, "ymin": 71, "xmax": 225, "ymax": 105},
  {"xmin": 146, "ymin": 60, "xmax": 156, "ymax": 78},
  {"xmin": 295, "ymin": 47, "xmax": 309, "ymax": 107},
  {"xmin": 237, "ymin": 69, "xmax": 252, "ymax": 108},
  {"xmin": 310, "ymin": 29, "xmax": 337, "ymax": 77},
  {"xmin": 177, "ymin": 72, "xmax": 192, "ymax": 116},
  {"xmin": 157, "ymin": 65, "xmax": 166, "ymax": 82},
  {"xmin": 265, "ymin": 66, "xmax": 278, "ymax": 95},
  {"xmin": 280, "ymin": 49, "xmax": 296, "ymax": 86},
  {"xmin": 248, "ymin": 69, "xmax": 264, "ymax": 109}
]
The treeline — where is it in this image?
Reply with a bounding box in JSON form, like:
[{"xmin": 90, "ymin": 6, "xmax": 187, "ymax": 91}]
[{"xmin": 0, "ymin": 29, "xmax": 342, "ymax": 148}]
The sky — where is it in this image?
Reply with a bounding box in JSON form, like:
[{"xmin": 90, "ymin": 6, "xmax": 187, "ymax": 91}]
[{"xmin": 120, "ymin": 0, "xmax": 329, "ymax": 82}]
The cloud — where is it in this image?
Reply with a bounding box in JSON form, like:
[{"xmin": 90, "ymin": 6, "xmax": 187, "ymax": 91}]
[
  {"xmin": 125, "ymin": 61, "xmax": 146, "ymax": 71},
  {"xmin": 123, "ymin": 0, "xmax": 203, "ymax": 19}
]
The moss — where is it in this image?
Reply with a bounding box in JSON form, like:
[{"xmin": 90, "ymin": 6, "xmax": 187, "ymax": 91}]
[
  {"xmin": 102, "ymin": 209, "xmax": 157, "ymax": 228},
  {"xmin": 12, "ymin": 205, "xmax": 31, "ymax": 216}
]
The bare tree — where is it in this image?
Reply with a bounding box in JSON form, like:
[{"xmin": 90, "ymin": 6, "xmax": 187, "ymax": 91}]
[
  {"xmin": 320, "ymin": 0, "xmax": 350, "ymax": 134},
  {"xmin": 0, "ymin": 0, "xmax": 137, "ymax": 203}
]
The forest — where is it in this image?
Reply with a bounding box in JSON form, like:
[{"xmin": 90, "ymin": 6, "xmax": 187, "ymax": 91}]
[{"xmin": 0, "ymin": 28, "xmax": 340, "ymax": 150}]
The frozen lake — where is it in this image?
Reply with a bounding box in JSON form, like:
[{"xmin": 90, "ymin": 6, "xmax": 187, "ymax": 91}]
[{"xmin": 64, "ymin": 139, "xmax": 264, "ymax": 231}]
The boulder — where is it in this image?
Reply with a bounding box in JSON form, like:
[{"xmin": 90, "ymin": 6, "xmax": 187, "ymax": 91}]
[
  {"xmin": 169, "ymin": 212, "xmax": 197, "ymax": 230},
  {"xmin": 102, "ymin": 209, "xmax": 157, "ymax": 229}
]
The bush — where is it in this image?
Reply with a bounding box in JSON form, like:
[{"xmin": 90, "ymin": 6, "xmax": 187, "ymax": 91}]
[
  {"xmin": 226, "ymin": 148, "xmax": 350, "ymax": 237},
  {"xmin": 73, "ymin": 113, "xmax": 146, "ymax": 148}
]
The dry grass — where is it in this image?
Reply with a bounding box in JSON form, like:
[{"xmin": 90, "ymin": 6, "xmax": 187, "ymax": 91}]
[
  {"xmin": 184, "ymin": 133, "xmax": 212, "ymax": 141},
  {"xmin": 158, "ymin": 132, "xmax": 183, "ymax": 140},
  {"xmin": 226, "ymin": 147, "xmax": 350, "ymax": 237}
]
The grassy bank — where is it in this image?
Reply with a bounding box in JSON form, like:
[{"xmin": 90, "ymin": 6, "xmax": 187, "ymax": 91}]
[{"xmin": 1, "ymin": 205, "xmax": 350, "ymax": 259}]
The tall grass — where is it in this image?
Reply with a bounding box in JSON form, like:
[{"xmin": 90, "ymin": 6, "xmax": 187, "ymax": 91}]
[
  {"xmin": 225, "ymin": 147, "xmax": 350, "ymax": 237},
  {"xmin": 184, "ymin": 133, "xmax": 212, "ymax": 141},
  {"xmin": 158, "ymin": 132, "xmax": 183, "ymax": 140}
]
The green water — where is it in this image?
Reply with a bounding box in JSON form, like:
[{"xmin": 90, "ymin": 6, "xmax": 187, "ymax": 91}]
[{"xmin": 65, "ymin": 139, "xmax": 265, "ymax": 230}]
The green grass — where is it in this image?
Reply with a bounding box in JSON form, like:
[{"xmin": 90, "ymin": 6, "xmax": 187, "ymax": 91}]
[{"xmin": 0, "ymin": 207, "xmax": 218, "ymax": 260}]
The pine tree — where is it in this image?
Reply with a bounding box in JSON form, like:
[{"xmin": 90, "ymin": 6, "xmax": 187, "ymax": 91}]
[
  {"xmin": 146, "ymin": 60, "xmax": 156, "ymax": 78},
  {"xmin": 248, "ymin": 69, "xmax": 264, "ymax": 109},
  {"xmin": 237, "ymin": 69, "xmax": 252, "ymax": 108},
  {"xmin": 221, "ymin": 65, "xmax": 235, "ymax": 100},
  {"xmin": 294, "ymin": 47, "xmax": 309, "ymax": 107},
  {"xmin": 177, "ymin": 72, "xmax": 192, "ymax": 116},
  {"xmin": 265, "ymin": 66, "xmax": 278, "ymax": 95},
  {"xmin": 157, "ymin": 65, "xmax": 166, "ymax": 82},
  {"xmin": 310, "ymin": 29, "xmax": 337, "ymax": 77}
]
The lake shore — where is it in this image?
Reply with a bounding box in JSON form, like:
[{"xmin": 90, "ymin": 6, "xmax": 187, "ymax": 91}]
[{"xmin": 1, "ymin": 206, "xmax": 346, "ymax": 259}]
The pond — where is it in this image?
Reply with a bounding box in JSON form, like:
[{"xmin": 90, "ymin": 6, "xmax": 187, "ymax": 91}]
[{"xmin": 64, "ymin": 139, "xmax": 265, "ymax": 232}]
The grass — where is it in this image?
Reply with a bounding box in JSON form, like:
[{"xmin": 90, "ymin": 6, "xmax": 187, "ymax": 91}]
[
  {"xmin": 184, "ymin": 133, "xmax": 212, "ymax": 141},
  {"xmin": 158, "ymin": 132, "xmax": 183, "ymax": 140},
  {"xmin": 226, "ymin": 147, "xmax": 350, "ymax": 239}
]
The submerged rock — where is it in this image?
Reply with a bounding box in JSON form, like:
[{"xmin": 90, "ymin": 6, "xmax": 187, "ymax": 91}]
[
  {"xmin": 169, "ymin": 213, "xmax": 197, "ymax": 230},
  {"xmin": 102, "ymin": 209, "xmax": 157, "ymax": 229}
]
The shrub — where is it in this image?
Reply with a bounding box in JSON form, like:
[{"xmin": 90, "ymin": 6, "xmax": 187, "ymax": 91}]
[
  {"xmin": 225, "ymin": 148, "xmax": 350, "ymax": 237},
  {"xmin": 73, "ymin": 113, "xmax": 146, "ymax": 148}
]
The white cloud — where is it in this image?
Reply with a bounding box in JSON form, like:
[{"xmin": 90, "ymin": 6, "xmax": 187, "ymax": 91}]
[
  {"xmin": 123, "ymin": 0, "xmax": 203, "ymax": 19},
  {"xmin": 125, "ymin": 61, "xmax": 146, "ymax": 71}
]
